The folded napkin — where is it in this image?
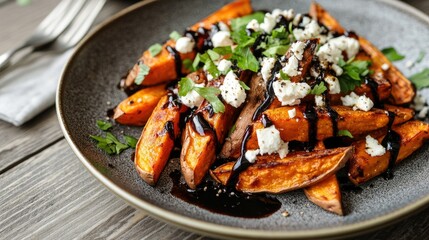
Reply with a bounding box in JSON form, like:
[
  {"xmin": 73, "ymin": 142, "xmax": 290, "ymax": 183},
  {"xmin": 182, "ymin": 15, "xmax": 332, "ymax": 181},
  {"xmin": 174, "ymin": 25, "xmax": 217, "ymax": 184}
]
[{"xmin": 0, "ymin": 49, "xmax": 73, "ymax": 126}]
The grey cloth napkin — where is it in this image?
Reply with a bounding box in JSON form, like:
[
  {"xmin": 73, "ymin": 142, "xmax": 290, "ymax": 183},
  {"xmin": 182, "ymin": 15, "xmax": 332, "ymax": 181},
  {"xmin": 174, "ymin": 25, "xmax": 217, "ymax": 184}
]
[{"xmin": 0, "ymin": 49, "xmax": 73, "ymax": 126}]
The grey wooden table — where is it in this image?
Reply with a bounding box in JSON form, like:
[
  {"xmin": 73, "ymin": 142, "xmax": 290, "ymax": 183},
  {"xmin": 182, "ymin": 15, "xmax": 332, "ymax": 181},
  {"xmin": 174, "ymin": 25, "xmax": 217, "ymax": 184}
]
[{"xmin": 1, "ymin": 0, "xmax": 428, "ymax": 239}]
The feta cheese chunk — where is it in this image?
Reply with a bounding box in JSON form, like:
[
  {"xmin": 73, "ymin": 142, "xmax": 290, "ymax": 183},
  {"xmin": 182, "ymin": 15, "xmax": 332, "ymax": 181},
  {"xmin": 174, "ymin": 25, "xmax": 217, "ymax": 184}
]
[
  {"xmin": 332, "ymin": 64, "xmax": 343, "ymax": 76},
  {"xmin": 256, "ymin": 125, "xmax": 289, "ymax": 158},
  {"xmin": 381, "ymin": 63, "xmax": 390, "ymax": 71},
  {"xmin": 341, "ymin": 92, "xmax": 374, "ymax": 111},
  {"xmin": 245, "ymin": 149, "xmax": 260, "ymax": 163},
  {"xmin": 246, "ymin": 19, "xmax": 260, "ymax": 32},
  {"xmin": 290, "ymin": 41, "xmax": 306, "ymax": 60},
  {"xmin": 315, "ymin": 95, "xmax": 325, "ymax": 107},
  {"xmin": 324, "ymin": 75, "xmax": 341, "ymax": 94},
  {"xmin": 293, "ymin": 20, "xmax": 325, "ymax": 42},
  {"xmin": 273, "ymin": 80, "xmax": 311, "ymax": 106},
  {"xmin": 261, "ymin": 57, "xmax": 276, "ymax": 82},
  {"xmin": 418, "ymin": 106, "xmax": 429, "ymax": 119},
  {"xmin": 180, "ymin": 83, "xmax": 204, "ymax": 108},
  {"xmin": 219, "ymin": 71, "xmax": 246, "ymax": 108},
  {"xmin": 211, "ymin": 31, "xmax": 234, "ymax": 48},
  {"xmin": 278, "ymin": 141, "xmax": 289, "ymax": 159},
  {"xmin": 317, "ymin": 36, "xmax": 360, "ymax": 64},
  {"xmin": 218, "ymin": 21, "xmax": 230, "ymax": 32},
  {"xmin": 260, "ymin": 12, "xmax": 277, "ymax": 33},
  {"xmin": 175, "ymin": 37, "xmax": 195, "ymax": 54},
  {"xmin": 217, "ymin": 59, "xmax": 232, "ymax": 72},
  {"xmin": 365, "ymin": 135, "xmax": 386, "ymax": 157},
  {"xmin": 288, "ymin": 108, "xmax": 296, "ymax": 118},
  {"xmin": 283, "ymin": 56, "xmax": 300, "ymax": 77}
]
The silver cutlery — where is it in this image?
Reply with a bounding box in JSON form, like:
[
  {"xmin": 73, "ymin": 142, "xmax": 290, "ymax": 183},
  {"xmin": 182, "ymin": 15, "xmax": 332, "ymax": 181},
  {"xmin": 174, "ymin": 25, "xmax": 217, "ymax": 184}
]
[{"xmin": 0, "ymin": 0, "xmax": 87, "ymax": 71}]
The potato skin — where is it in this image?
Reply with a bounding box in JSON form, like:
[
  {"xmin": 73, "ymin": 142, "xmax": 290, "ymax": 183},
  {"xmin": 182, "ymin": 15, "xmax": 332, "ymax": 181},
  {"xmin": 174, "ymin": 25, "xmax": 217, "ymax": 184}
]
[
  {"xmin": 211, "ymin": 147, "xmax": 353, "ymax": 194},
  {"xmin": 114, "ymin": 84, "xmax": 168, "ymax": 126}
]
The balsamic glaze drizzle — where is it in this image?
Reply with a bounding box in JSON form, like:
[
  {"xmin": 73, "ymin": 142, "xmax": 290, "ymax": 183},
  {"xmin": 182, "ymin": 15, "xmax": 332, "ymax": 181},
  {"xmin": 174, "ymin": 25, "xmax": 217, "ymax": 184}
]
[
  {"xmin": 190, "ymin": 113, "xmax": 214, "ymax": 136},
  {"xmin": 365, "ymin": 77, "xmax": 382, "ymax": 108},
  {"xmin": 261, "ymin": 114, "xmax": 273, "ymax": 128},
  {"xmin": 303, "ymin": 104, "xmax": 318, "ymax": 151},
  {"xmin": 252, "ymin": 60, "xmax": 283, "ymax": 121},
  {"xmin": 382, "ymin": 111, "xmax": 401, "ymax": 179},
  {"xmin": 166, "ymin": 46, "xmax": 182, "ymax": 79},
  {"xmin": 161, "ymin": 121, "xmax": 175, "ymax": 140},
  {"xmin": 162, "ymin": 91, "xmax": 181, "ymax": 109},
  {"xmin": 227, "ymin": 125, "xmax": 254, "ymax": 186}
]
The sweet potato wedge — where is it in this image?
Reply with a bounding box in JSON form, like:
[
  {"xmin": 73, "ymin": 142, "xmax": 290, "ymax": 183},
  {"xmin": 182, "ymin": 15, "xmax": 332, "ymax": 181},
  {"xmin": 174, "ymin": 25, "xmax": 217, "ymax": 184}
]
[
  {"xmin": 114, "ymin": 84, "xmax": 168, "ymax": 126},
  {"xmin": 349, "ymin": 120, "xmax": 429, "ymax": 185},
  {"xmin": 310, "ymin": 2, "xmax": 415, "ymax": 105},
  {"xmin": 134, "ymin": 93, "xmax": 187, "ymax": 185},
  {"xmin": 121, "ymin": 0, "xmax": 253, "ymax": 93},
  {"xmin": 304, "ymin": 175, "xmax": 343, "ymax": 216},
  {"xmin": 210, "ymin": 147, "xmax": 353, "ymax": 193}
]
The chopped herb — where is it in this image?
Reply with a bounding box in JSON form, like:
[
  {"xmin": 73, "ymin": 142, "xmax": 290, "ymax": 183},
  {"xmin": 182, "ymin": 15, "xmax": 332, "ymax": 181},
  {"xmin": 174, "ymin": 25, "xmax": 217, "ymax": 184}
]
[
  {"xmin": 183, "ymin": 59, "xmax": 194, "ymax": 72},
  {"xmin": 262, "ymin": 45, "xmax": 289, "ymax": 57},
  {"xmin": 230, "ymin": 12, "xmax": 265, "ymax": 32},
  {"xmin": 213, "ymin": 46, "xmax": 233, "ymax": 56},
  {"xmin": 338, "ymin": 130, "xmax": 353, "ymax": 138},
  {"xmin": 90, "ymin": 132, "xmax": 129, "ymax": 155},
  {"xmin": 207, "ymin": 49, "xmax": 220, "ymax": 61},
  {"xmin": 192, "ymin": 52, "xmax": 220, "ymax": 78},
  {"xmin": 239, "ymin": 81, "xmax": 250, "ymax": 90},
  {"xmin": 409, "ymin": 68, "xmax": 429, "ymax": 89},
  {"xmin": 148, "ymin": 43, "xmax": 163, "ymax": 57},
  {"xmin": 381, "ymin": 47, "xmax": 405, "ymax": 62},
  {"xmin": 169, "ymin": 31, "xmax": 182, "ymax": 41},
  {"xmin": 338, "ymin": 59, "xmax": 371, "ymax": 93},
  {"xmin": 232, "ymin": 47, "xmax": 259, "ymax": 72},
  {"xmin": 178, "ymin": 77, "xmax": 195, "ymax": 96},
  {"xmin": 231, "ymin": 29, "xmax": 259, "ymax": 48},
  {"xmin": 279, "ymin": 70, "xmax": 290, "ymax": 80},
  {"xmin": 96, "ymin": 120, "xmax": 112, "ymax": 131},
  {"xmin": 416, "ymin": 51, "xmax": 426, "ymax": 64},
  {"xmin": 192, "ymin": 53, "xmax": 202, "ymax": 70},
  {"xmin": 310, "ymin": 82, "xmax": 327, "ymax": 95},
  {"xmin": 135, "ymin": 62, "xmax": 150, "ymax": 85},
  {"xmin": 228, "ymin": 124, "xmax": 236, "ymax": 137},
  {"xmin": 124, "ymin": 135, "xmax": 138, "ymax": 148},
  {"xmin": 178, "ymin": 78, "xmax": 225, "ymax": 113}
]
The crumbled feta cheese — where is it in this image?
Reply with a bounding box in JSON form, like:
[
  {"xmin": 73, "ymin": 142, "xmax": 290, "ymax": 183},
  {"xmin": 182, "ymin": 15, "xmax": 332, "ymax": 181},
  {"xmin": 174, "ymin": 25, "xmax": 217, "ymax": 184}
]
[
  {"xmin": 292, "ymin": 13, "xmax": 302, "ymax": 26},
  {"xmin": 365, "ymin": 135, "xmax": 386, "ymax": 157},
  {"xmin": 283, "ymin": 56, "xmax": 301, "ymax": 77},
  {"xmin": 331, "ymin": 64, "xmax": 343, "ymax": 76},
  {"xmin": 211, "ymin": 31, "xmax": 234, "ymax": 48},
  {"xmin": 273, "ymin": 80, "xmax": 311, "ymax": 106},
  {"xmin": 219, "ymin": 71, "xmax": 246, "ymax": 108},
  {"xmin": 300, "ymin": 16, "xmax": 311, "ymax": 27},
  {"xmin": 325, "ymin": 75, "xmax": 341, "ymax": 94},
  {"xmin": 175, "ymin": 37, "xmax": 195, "ymax": 54},
  {"xmin": 288, "ymin": 108, "xmax": 296, "ymax": 118},
  {"xmin": 406, "ymin": 60, "xmax": 414, "ymax": 69},
  {"xmin": 283, "ymin": 9, "xmax": 295, "ymax": 20},
  {"xmin": 218, "ymin": 21, "xmax": 230, "ymax": 32},
  {"xmin": 271, "ymin": 9, "xmax": 295, "ymax": 21},
  {"xmin": 246, "ymin": 19, "xmax": 260, "ymax": 32},
  {"xmin": 418, "ymin": 106, "xmax": 429, "ymax": 119},
  {"xmin": 245, "ymin": 149, "xmax": 260, "ymax": 163},
  {"xmin": 278, "ymin": 141, "xmax": 289, "ymax": 158},
  {"xmin": 290, "ymin": 41, "xmax": 306, "ymax": 60},
  {"xmin": 180, "ymin": 83, "xmax": 205, "ymax": 108},
  {"xmin": 257, "ymin": 125, "xmax": 282, "ymax": 155},
  {"xmin": 341, "ymin": 92, "xmax": 374, "ymax": 111},
  {"xmin": 261, "ymin": 57, "xmax": 276, "ymax": 82},
  {"xmin": 260, "ymin": 12, "xmax": 277, "ymax": 33},
  {"xmin": 217, "ymin": 59, "xmax": 232, "ymax": 72},
  {"xmin": 315, "ymin": 95, "xmax": 325, "ymax": 107},
  {"xmin": 317, "ymin": 36, "xmax": 360, "ymax": 64},
  {"xmin": 206, "ymin": 73, "xmax": 214, "ymax": 81},
  {"xmin": 293, "ymin": 20, "xmax": 324, "ymax": 42},
  {"xmin": 381, "ymin": 63, "xmax": 390, "ymax": 71}
]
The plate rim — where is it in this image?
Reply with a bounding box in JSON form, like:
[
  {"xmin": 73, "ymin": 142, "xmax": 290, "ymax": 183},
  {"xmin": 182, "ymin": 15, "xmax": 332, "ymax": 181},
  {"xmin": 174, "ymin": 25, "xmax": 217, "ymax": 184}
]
[{"xmin": 56, "ymin": 0, "xmax": 429, "ymax": 239}]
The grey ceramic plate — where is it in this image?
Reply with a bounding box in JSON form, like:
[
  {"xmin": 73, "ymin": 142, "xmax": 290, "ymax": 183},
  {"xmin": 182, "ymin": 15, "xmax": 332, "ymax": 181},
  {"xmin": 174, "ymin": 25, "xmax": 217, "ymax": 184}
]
[{"xmin": 57, "ymin": 0, "xmax": 429, "ymax": 239}]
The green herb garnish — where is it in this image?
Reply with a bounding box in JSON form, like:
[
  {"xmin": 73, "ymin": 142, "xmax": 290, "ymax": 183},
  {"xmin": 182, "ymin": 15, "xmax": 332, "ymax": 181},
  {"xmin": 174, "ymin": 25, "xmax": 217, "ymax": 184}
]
[
  {"xmin": 409, "ymin": 68, "xmax": 429, "ymax": 90},
  {"xmin": 239, "ymin": 81, "xmax": 250, "ymax": 90},
  {"xmin": 230, "ymin": 12, "xmax": 265, "ymax": 32},
  {"xmin": 279, "ymin": 70, "xmax": 290, "ymax": 80},
  {"xmin": 135, "ymin": 62, "xmax": 150, "ymax": 85},
  {"xmin": 381, "ymin": 47, "xmax": 405, "ymax": 62},
  {"xmin": 90, "ymin": 132, "xmax": 129, "ymax": 155},
  {"xmin": 169, "ymin": 31, "xmax": 182, "ymax": 41},
  {"xmin": 183, "ymin": 59, "xmax": 194, "ymax": 72},
  {"xmin": 232, "ymin": 47, "xmax": 259, "ymax": 72},
  {"xmin": 262, "ymin": 45, "xmax": 289, "ymax": 57},
  {"xmin": 416, "ymin": 51, "xmax": 426, "ymax": 64},
  {"xmin": 310, "ymin": 82, "xmax": 327, "ymax": 95},
  {"xmin": 338, "ymin": 130, "xmax": 353, "ymax": 138},
  {"xmin": 148, "ymin": 43, "xmax": 163, "ymax": 57},
  {"xmin": 178, "ymin": 77, "xmax": 225, "ymax": 113},
  {"xmin": 124, "ymin": 135, "xmax": 138, "ymax": 149},
  {"xmin": 96, "ymin": 120, "xmax": 112, "ymax": 131},
  {"xmin": 338, "ymin": 58, "xmax": 371, "ymax": 93}
]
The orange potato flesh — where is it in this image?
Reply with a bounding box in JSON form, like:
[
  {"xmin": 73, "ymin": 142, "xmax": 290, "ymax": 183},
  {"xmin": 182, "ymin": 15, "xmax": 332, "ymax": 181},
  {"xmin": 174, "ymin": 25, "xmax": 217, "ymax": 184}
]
[
  {"xmin": 134, "ymin": 95, "xmax": 187, "ymax": 185},
  {"xmin": 304, "ymin": 175, "xmax": 343, "ymax": 216},
  {"xmin": 309, "ymin": 2, "xmax": 415, "ymax": 105},
  {"xmin": 348, "ymin": 121, "xmax": 429, "ymax": 185},
  {"xmin": 210, "ymin": 147, "xmax": 353, "ymax": 193},
  {"xmin": 114, "ymin": 84, "xmax": 168, "ymax": 126}
]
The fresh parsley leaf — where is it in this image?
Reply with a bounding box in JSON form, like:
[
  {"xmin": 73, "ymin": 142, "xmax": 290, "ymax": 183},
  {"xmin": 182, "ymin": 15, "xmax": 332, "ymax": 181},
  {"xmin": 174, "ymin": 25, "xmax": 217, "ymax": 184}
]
[
  {"xmin": 178, "ymin": 77, "xmax": 195, "ymax": 96},
  {"xmin": 230, "ymin": 12, "xmax": 265, "ymax": 32},
  {"xmin": 124, "ymin": 135, "xmax": 138, "ymax": 148},
  {"xmin": 409, "ymin": 68, "xmax": 429, "ymax": 89},
  {"xmin": 169, "ymin": 31, "xmax": 182, "ymax": 41},
  {"xmin": 213, "ymin": 46, "xmax": 233, "ymax": 56},
  {"xmin": 135, "ymin": 62, "xmax": 150, "ymax": 85},
  {"xmin": 194, "ymin": 87, "xmax": 225, "ymax": 113},
  {"xmin": 416, "ymin": 51, "xmax": 426, "ymax": 64},
  {"xmin": 96, "ymin": 120, "xmax": 112, "ymax": 131},
  {"xmin": 183, "ymin": 59, "xmax": 194, "ymax": 72},
  {"xmin": 381, "ymin": 47, "xmax": 405, "ymax": 62},
  {"xmin": 262, "ymin": 45, "xmax": 289, "ymax": 57},
  {"xmin": 338, "ymin": 60, "xmax": 371, "ymax": 93},
  {"xmin": 232, "ymin": 47, "xmax": 259, "ymax": 72},
  {"xmin": 192, "ymin": 53, "xmax": 202, "ymax": 70},
  {"xmin": 231, "ymin": 29, "xmax": 258, "ymax": 48},
  {"xmin": 271, "ymin": 26, "xmax": 288, "ymax": 39},
  {"xmin": 310, "ymin": 82, "xmax": 327, "ymax": 95},
  {"xmin": 239, "ymin": 81, "xmax": 250, "ymax": 90},
  {"xmin": 279, "ymin": 70, "xmax": 290, "ymax": 80},
  {"xmin": 338, "ymin": 130, "xmax": 353, "ymax": 138},
  {"xmin": 90, "ymin": 132, "xmax": 130, "ymax": 155},
  {"xmin": 207, "ymin": 49, "xmax": 220, "ymax": 61},
  {"xmin": 204, "ymin": 56, "xmax": 220, "ymax": 78},
  {"xmin": 148, "ymin": 43, "xmax": 162, "ymax": 57}
]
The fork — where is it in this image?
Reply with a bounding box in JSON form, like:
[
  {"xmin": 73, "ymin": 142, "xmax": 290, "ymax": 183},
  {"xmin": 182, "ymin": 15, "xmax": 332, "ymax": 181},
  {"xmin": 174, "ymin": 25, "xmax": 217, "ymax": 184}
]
[{"xmin": 0, "ymin": 0, "xmax": 87, "ymax": 71}]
